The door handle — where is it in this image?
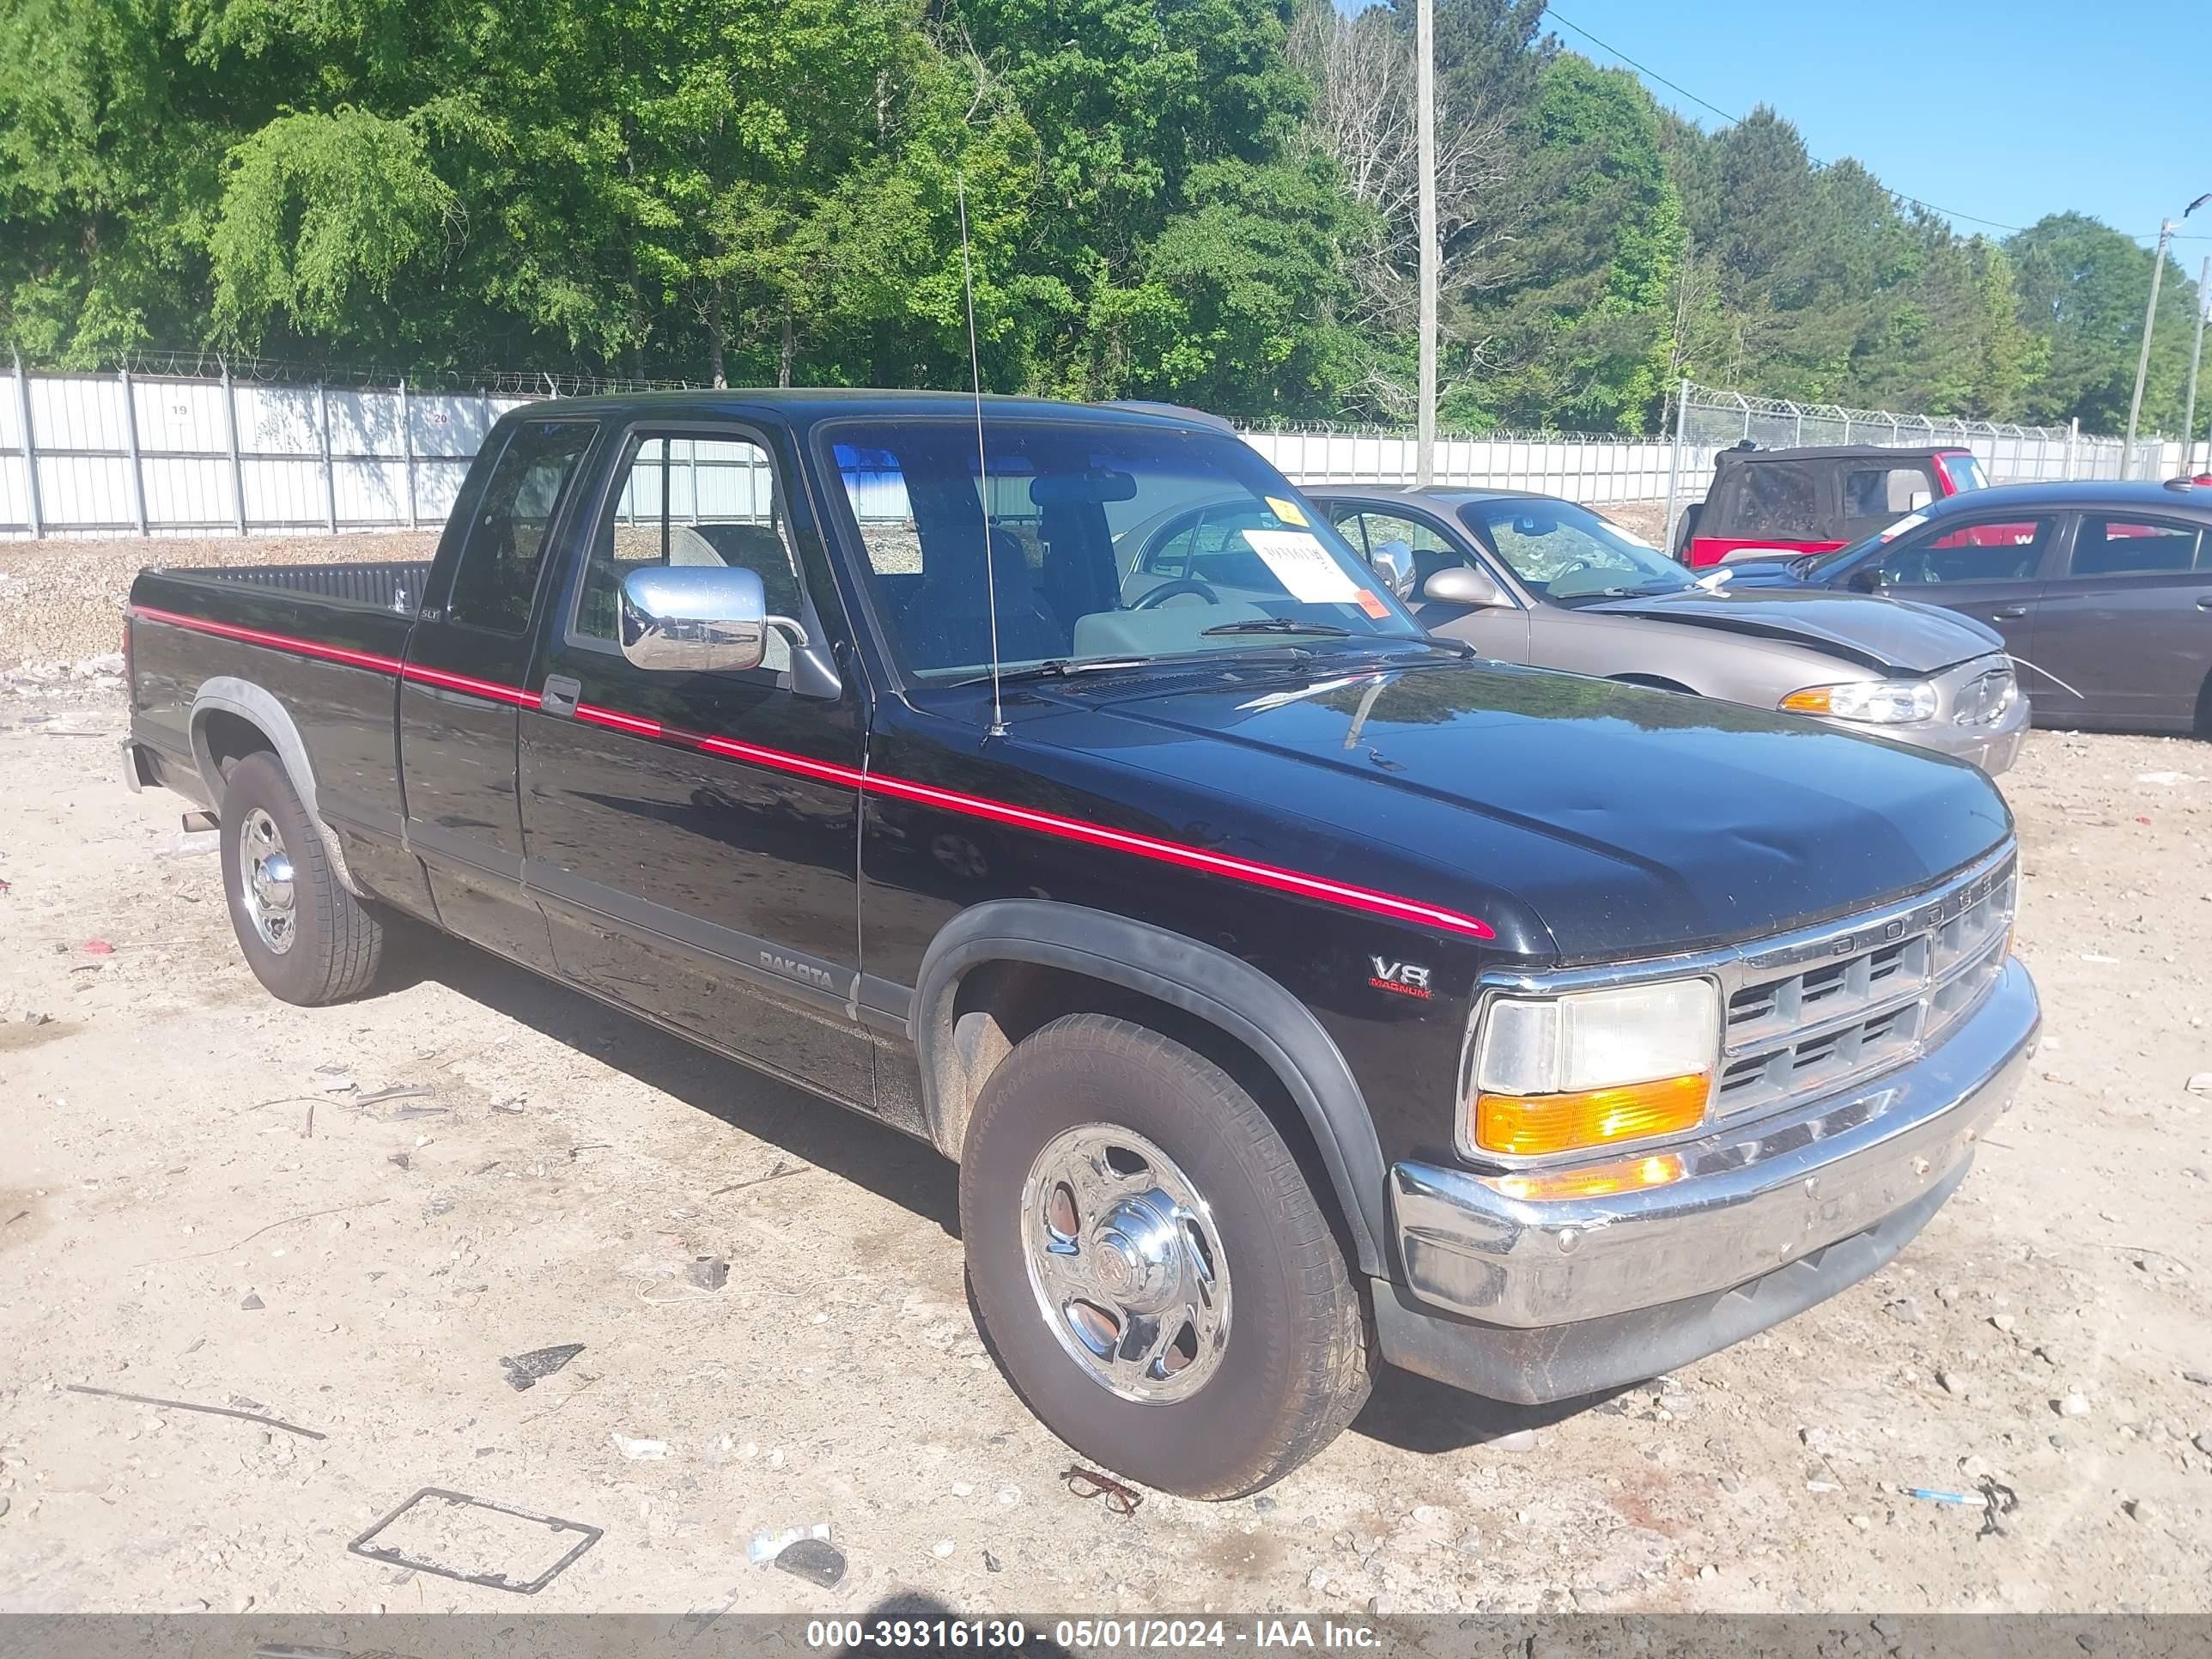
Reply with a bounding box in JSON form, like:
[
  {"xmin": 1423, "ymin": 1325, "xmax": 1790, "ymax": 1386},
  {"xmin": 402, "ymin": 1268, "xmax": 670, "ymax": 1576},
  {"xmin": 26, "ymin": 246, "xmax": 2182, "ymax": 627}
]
[
  {"xmin": 2197, "ymin": 596, "xmax": 2212, "ymax": 611},
  {"xmin": 1991, "ymin": 606, "xmax": 2028, "ymax": 620},
  {"xmin": 540, "ymin": 675, "xmax": 581, "ymax": 717}
]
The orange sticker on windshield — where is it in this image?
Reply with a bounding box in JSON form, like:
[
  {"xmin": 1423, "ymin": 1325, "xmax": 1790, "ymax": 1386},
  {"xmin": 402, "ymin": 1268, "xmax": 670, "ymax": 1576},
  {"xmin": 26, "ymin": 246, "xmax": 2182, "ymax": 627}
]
[{"xmin": 1354, "ymin": 588, "xmax": 1389, "ymax": 619}]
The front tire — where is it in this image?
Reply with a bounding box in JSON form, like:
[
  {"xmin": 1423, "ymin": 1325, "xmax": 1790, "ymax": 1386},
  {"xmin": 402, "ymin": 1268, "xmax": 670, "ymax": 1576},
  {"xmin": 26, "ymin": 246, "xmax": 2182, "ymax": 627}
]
[
  {"xmin": 218, "ymin": 751, "xmax": 384, "ymax": 1006},
  {"xmin": 960, "ymin": 1014, "xmax": 1371, "ymax": 1498}
]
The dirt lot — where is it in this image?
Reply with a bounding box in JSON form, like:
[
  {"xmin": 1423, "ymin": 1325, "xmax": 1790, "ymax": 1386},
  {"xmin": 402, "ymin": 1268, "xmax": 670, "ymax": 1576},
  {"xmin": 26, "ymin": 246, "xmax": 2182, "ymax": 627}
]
[
  {"xmin": 0, "ymin": 532, "xmax": 443, "ymax": 672},
  {"xmin": 0, "ymin": 533, "xmax": 2208, "ymax": 1620}
]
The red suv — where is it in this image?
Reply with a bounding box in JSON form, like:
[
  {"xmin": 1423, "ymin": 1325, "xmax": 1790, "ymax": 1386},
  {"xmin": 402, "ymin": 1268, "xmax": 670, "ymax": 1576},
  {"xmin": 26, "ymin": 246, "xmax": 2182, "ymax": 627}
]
[{"xmin": 1677, "ymin": 443, "xmax": 1988, "ymax": 568}]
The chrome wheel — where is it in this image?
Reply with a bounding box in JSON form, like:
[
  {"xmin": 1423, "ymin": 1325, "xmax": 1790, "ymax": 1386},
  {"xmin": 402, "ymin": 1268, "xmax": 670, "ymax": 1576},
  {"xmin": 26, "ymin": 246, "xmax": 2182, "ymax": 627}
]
[
  {"xmin": 1021, "ymin": 1124, "xmax": 1231, "ymax": 1403},
  {"xmin": 236, "ymin": 806, "xmax": 297, "ymax": 955}
]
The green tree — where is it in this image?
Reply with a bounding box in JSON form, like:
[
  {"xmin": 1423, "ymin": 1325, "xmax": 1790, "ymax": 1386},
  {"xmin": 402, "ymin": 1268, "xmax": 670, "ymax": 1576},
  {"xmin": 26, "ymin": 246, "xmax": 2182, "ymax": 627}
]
[
  {"xmin": 2009, "ymin": 213, "xmax": 2201, "ymax": 432},
  {"xmin": 1443, "ymin": 53, "xmax": 1682, "ymax": 432},
  {"xmin": 0, "ymin": 0, "xmax": 218, "ymax": 362}
]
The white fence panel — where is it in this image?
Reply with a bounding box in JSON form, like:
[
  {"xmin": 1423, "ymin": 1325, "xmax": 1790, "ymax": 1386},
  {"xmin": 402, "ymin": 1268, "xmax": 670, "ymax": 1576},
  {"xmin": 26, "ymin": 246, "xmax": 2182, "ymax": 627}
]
[
  {"xmin": 327, "ymin": 388, "xmax": 406, "ymax": 459},
  {"xmin": 140, "ymin": 454, "xmax": 228, "ymax": 531},
  {"xmin": 234, "ymin": 385, "xmax": 325, "ymax": 456},
  {"xmin": 135, "ymin": 380, "xmax": 231, "ymax": 458},
  {"xmin": 414, "ymin": 458, "xmax": 475, "ymax": 524},
  {"xmin": 5, "ymin": 362, "xmax": 2191, "ymax": 543},
  {"xmin": 333, "ymin": 459, "xmax": 411, "ymax": 526},
  {"xmin": 40, "ymin": 454, "xmax": 138, "ymax": 530}
]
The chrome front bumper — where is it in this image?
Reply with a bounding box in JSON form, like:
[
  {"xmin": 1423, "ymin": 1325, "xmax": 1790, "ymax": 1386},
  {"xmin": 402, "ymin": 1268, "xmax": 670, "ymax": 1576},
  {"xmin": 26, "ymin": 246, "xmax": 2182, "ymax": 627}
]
[{"xmin": 1389, "ymin": 957, "xmax": 2039, "ymax": 1331}]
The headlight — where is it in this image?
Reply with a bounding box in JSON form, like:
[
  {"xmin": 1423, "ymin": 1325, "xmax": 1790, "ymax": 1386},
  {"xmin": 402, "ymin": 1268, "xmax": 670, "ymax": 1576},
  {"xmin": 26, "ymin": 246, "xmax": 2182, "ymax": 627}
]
[
  {"xmin": 1463, "ymin": 978, "xmax": 1719, "ymax": 1158},
  {"xmin": 1781, "ymin": 679, "xmax": 1939, "ymax": 725}
]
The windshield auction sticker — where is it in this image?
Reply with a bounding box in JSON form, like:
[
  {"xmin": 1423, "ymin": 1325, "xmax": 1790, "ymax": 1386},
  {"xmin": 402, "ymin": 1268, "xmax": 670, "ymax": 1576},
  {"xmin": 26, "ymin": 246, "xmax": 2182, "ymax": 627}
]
[{"xmin": 1242, "ymin": 528, "xmax": 1360, "ymax": 603}]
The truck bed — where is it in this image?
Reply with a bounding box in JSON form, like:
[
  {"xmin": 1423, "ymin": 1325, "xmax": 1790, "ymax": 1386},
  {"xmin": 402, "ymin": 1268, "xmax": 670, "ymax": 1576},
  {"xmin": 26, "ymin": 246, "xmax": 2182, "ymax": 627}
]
[
  {"xmin": 126, "ymin": 558, "xmax": 428, "ymax": 828},
  {"xmin": 153, "ymin": 559, "xmax": 434, "ymax": 615}
]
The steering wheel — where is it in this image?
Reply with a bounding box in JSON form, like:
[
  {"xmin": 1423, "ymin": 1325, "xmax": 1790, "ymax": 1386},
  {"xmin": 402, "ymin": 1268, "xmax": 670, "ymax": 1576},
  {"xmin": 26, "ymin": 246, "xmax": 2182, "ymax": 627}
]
[{"xmin": 1133, "ymin": 578, "xmax": 1221, "ymax": 609}]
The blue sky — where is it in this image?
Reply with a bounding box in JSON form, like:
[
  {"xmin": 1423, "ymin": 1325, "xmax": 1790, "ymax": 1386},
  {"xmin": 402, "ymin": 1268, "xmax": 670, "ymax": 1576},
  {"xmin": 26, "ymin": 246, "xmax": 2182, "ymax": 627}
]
[{"xmin": 1528, "ymin": 0, "xmax": 2212, "ymax": 266}]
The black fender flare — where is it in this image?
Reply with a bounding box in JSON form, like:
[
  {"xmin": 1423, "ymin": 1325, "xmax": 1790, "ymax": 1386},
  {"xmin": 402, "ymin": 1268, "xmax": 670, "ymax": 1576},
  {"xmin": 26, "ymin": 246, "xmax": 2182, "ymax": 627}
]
[
  {"xmin": 910, "ymin": 899, "xmax": 1388, "ymax": 1277},
  {"xmin": 188, "ymin": 678, "xmax": 362, "ymax": 896}
]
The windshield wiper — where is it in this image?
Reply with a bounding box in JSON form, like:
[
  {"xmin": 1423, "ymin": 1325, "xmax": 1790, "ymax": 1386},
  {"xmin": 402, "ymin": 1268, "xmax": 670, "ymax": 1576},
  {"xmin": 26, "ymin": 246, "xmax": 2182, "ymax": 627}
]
[
  {"xmin": 1198, "ymin": 618, "xmax": 1352, "ymax": 638},
  {"xmin": 948, "ymin": 657, "xmax": 1149, "ymax": 688}
]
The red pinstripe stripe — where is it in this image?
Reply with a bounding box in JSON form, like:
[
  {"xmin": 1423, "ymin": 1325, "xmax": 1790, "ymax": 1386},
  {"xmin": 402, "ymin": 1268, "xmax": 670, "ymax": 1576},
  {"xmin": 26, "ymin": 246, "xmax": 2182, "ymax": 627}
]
[
  {"xmin": 134, "ymin": 605, "xmax": 1496, "ymax": 939},
  {"xmin": 133, "ymin": 605, "xmax": 407, "ymax": 676},
  {"xmin": 134, "ymin": 605, "xmax": 538, "ymax": 708}
]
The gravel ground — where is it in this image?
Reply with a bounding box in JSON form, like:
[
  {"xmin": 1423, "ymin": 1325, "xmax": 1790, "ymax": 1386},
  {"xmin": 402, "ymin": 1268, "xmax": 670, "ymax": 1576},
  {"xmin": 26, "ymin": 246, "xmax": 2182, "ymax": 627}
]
[
  {"xmin": 0, "ymin": 533, "xmax": 440, "ymax": 671},
  {"xmin": 0, "ymin": 668, "xmax": 2206, "ymax": 1617}
]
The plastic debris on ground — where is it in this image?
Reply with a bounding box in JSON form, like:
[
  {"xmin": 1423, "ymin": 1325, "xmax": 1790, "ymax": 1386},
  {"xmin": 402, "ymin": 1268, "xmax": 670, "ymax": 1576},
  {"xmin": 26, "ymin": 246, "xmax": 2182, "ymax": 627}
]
[
  {"xmin": 685, "ymin": 1256, "xmax": 730, "ymax": 1292},
  {"xmin": 771, "ymin": 1535, "xmax": 845, "ymax": 1589},
  {"xmin": 500, "ymin": 1344, "xmax": 585, "ymax": 1393},
  {"xmin": 750, "ymin": 1523, "xmax": 830, "ymax": 1565},
  {"xmin": 611, "ymin": 1433, "xmax": 669, "ymax": 1461}
]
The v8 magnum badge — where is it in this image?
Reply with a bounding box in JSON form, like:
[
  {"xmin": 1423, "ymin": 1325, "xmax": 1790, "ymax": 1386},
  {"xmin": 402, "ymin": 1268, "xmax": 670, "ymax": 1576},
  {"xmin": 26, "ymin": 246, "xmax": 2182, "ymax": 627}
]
[{"xmin": 1368, "ymin": 956, "xmax": 1432, "ymax": 1000}]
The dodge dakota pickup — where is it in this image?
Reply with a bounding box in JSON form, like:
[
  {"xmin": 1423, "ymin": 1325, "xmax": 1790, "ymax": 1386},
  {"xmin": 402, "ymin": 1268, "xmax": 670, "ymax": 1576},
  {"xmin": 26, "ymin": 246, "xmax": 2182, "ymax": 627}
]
[{"xmin": 122, "ymin": 392, "xmax": 2039, "ymax": 1498}]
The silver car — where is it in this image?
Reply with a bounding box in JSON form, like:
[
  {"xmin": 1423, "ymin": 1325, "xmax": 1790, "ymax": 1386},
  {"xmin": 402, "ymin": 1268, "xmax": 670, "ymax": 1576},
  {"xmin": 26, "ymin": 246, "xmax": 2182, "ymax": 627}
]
[{"xmin": 1307, "ymin": 486, "xmax": 2029, "ymax": 774}]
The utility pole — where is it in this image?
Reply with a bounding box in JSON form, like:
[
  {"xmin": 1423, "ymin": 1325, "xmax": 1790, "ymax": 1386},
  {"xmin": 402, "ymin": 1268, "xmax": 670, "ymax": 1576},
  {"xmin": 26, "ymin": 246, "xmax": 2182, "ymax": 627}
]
[
  {"xmin": 2124, "ymin": 219, "xmax": 2175, "ymax": 477},
  {"xmin": 2185, "ymin": 257, "xmax": 2211, "ymax": 476},
  {"xmin": 1414, "ymin": 0, "xmax": 1437, "ymax": 487}
]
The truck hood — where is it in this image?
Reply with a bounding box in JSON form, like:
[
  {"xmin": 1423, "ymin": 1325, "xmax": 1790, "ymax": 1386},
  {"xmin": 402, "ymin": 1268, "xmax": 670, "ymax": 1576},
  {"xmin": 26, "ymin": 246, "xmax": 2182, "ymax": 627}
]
[
  {"xmin": 1037, "ymin": 657, "xmax": 2012, "ymax": 962},
  {"xmin": 1581, "ymin": 586, "xmax": 2002, "ymax": 672}
]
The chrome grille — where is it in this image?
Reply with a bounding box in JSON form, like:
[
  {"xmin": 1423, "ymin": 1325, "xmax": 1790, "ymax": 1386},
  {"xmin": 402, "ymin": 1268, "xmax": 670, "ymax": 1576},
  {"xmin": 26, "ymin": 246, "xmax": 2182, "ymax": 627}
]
[{"xmin": 1714, "ymin": 852, "xmax": 2015, "ymax": 1122}]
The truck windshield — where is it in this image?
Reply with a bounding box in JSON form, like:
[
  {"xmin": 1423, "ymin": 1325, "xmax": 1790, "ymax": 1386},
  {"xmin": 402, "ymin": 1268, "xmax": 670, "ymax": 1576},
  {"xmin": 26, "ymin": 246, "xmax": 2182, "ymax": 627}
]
[
  {"xmin": 824, "ymin": 420, "xmax": 1423, "ymax": 682},
  {"xmin": 1458, "ymin": 499, "xmax": 1696, "ymax": 604},
  {"xmin": 1940, "ymin": 453, "xmax": 1989, "ymax": 492}
]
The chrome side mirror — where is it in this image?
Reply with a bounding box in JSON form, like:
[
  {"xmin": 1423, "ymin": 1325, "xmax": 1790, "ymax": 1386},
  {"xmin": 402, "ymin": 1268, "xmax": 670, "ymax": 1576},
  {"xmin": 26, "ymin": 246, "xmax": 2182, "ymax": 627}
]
[
  {"xmin": 1370, "ymin": 538, "xmax": 1416, "ymax": 599},
  {"xmin": 1422, "ymin": 565, "xmax": 1510, "ymax": 608},
  {"xmin": 618, "ymin": 565, "xmax": 809, "ymax": 674}
]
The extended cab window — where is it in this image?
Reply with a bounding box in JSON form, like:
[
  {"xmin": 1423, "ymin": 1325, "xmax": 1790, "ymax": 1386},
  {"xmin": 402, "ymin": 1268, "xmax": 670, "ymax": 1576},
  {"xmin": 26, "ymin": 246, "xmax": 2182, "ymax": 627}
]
[
  {"xmin": 1876, "ymin": 516, "xmax": 2054, "ymax": 586},
  {"xmin": 2068, "ymin": 516, "xmax": 2209, "ymax": 578},
  {"xmin": 447, "ymin": 419, "xmax": 597, "ymax": 633},
  {"xmin": 574, "ymin": 434, "xmax": 808, "ymax": 673},
  {"xmin": 827, "ymin": 422, "xmax": 1419, "ymax": 680}
]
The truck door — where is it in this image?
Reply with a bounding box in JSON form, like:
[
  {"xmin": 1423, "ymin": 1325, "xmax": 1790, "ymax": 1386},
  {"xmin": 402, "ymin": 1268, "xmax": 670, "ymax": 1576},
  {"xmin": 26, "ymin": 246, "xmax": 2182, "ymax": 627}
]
[
  {"xmin": 400, "ymin": 416, "xmax": 599, "ymax": 963},
  {"xmin": 517, "ymin": 424, "xmax": 875, "ymax": 1106}
]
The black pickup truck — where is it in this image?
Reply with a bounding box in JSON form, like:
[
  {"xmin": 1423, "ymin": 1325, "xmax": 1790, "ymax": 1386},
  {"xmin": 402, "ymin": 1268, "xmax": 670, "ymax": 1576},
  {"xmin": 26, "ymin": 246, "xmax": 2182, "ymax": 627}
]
[{"xmin": 123, "ymin": 392, "xmax": 2039, "ymax": 1498}]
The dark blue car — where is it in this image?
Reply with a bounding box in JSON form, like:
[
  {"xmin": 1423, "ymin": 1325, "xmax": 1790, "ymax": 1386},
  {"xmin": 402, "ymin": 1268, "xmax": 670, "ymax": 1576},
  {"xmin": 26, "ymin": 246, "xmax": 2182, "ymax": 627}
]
[{"xmin": 1711, "ymin": 479, "xmax": 2212, "ymax": 734}]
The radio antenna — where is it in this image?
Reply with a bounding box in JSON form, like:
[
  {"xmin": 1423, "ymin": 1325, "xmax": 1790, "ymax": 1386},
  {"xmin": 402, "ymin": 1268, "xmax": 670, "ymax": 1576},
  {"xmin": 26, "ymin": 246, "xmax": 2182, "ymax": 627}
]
[{"xmin": 957, "ymin": 173, "xmax": 1006, "ymax": 738}]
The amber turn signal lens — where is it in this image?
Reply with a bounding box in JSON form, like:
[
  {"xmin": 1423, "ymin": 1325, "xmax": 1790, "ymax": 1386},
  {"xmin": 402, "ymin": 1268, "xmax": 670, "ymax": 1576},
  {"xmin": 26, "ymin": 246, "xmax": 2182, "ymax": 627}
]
[
  {"xmin": 1491, "ymin": 1152, "xmax": 1686, "ymax": 1202},
  {"xmin": 1779, "ymin": 687, "xmax": 1833, "ymax": 714},
  {"xmin": 1474, "ymin": 1073, "xmax": 1711, "ymax": 1158}
]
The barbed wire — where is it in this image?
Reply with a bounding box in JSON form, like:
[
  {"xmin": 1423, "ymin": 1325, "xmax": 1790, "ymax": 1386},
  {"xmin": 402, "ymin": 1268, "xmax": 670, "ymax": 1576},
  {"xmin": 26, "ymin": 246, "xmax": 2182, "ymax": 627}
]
[
  {"xmin": 1239, "ymin": 420, "xmax": 1657, "ymax": 445},
  {"xmin": 1680, "ymin": 381, "xmax": 2108, "ymax": 446}
]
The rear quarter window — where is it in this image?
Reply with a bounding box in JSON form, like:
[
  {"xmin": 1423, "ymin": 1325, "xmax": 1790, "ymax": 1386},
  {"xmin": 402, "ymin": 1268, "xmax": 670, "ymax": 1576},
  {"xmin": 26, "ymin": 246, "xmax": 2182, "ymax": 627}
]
[{"xmin": 446, "ymin": 420, "xmax": 598, "ymax": 633}]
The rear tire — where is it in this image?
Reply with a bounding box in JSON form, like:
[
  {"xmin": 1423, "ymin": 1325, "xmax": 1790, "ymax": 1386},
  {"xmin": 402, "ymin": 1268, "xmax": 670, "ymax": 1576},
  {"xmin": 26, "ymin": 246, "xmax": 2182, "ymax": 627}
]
[
  {"xmin": 959, "ymin": 1013, "xmax": 1371, "ymax": 1498},
  {"xmin": 218, "ymin": 751, "xmax": 384, "ymax": 1006}
]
